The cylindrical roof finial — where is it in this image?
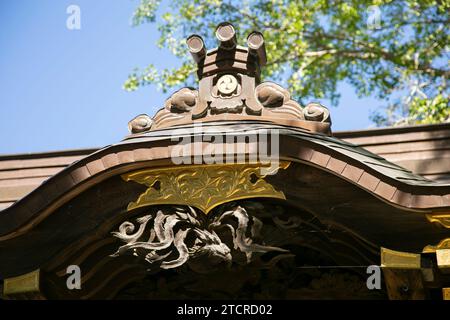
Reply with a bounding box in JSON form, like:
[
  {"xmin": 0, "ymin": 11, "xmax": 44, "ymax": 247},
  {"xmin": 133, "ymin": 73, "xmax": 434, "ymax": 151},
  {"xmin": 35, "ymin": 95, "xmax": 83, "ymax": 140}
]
[
  {"xmin": 247, "ymin": 31, "xmax": 267, "ymax": 66},
  {"xmin": 187, "ymin": 34, "xmax": 206, "ymax": 63},
  {"xmin": 215, "ymin": 22, "xmax": 237, "ymax": 50}
]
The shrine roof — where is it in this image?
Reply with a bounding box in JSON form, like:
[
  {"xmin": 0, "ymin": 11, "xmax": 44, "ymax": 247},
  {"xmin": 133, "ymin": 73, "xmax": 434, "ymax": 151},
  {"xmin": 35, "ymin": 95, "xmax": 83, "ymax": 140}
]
[{"xmin": 1, "ymin": 122, "xmax": 449, "ymax": 211}]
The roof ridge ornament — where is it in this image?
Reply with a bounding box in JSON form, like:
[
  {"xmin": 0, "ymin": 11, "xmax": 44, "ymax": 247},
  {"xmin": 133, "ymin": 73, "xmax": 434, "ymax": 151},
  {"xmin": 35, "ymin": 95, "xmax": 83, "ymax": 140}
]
[{"xmin": 128, "ymin": 22, "xmax": 332, "ymax": 135}]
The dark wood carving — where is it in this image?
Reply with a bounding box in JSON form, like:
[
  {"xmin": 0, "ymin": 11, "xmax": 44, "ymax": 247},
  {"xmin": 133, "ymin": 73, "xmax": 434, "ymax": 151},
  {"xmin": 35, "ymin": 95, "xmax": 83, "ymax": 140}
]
[
  {"xmin": 111, "ymin": 205, "xmax": 287, "ymax": 272},
  {"xmin": 304, "ymin": 102, "xmax": 331, "ymax": 123},
  {"xmin": 128, "ymin": 114, "xmax": 153, "ymax": 133},
  {"xmin": 2, "ymin": 159, "xmax": 448, "ymax": 299},
  {"xmin": 165, "ymin": 87, "xmax": 197, "ymax": 113},
  {"xmin": 108, "ymin": 200, "xmax": 387, "ymax": 299},
  {"xmin": 129, "ymin": 22, "xmax": 332, "ymax": 135}
]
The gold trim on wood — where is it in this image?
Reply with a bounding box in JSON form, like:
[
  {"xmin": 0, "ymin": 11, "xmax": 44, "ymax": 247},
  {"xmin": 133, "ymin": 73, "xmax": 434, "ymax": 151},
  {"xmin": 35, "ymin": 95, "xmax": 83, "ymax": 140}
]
[
  {"xmin": 423, "ymin": 238, "xmax": 450, "ymax": 253},
  {"xmin": 381, "ymin": 247, "xmax": 421, "ymax": 269},
  {"xmin": 443, "ymin": 288, "xmax": 450, "ymax": 300},
  {"xmin": 426, "ymin": 213, "xmax": 450, "ymax": 228},
  {"xmin": 436, "ymin": 249, "xmax": 450, "ymax": 270},
  {"xmin": 380, "ymin": 248, "xmax": 426, "ymax": 300},
  {"xmin": 3, "ymin": 269, "xmax": 43, "ymax": 299},
  {"xmin": 122, "ymin": 162, "xmax": 290, "ymax": 214},
  {"xmin": 423, "ymin": 213, "xmax": 450, "ymax": 253}
]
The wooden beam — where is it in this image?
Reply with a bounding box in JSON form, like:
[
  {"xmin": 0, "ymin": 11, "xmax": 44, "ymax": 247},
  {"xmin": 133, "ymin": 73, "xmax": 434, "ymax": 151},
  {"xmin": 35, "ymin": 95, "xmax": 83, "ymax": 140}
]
[{"xmin": 381, "ymin": 247, "xmax": 426, "ymax": 300}]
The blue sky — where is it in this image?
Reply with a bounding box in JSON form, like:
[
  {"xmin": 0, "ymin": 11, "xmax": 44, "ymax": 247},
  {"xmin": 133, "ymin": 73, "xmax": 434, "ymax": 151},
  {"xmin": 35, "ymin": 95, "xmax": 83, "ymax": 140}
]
[{"xmin": 0, "ymin": 0, "xmax": 381, "ymax": 155}]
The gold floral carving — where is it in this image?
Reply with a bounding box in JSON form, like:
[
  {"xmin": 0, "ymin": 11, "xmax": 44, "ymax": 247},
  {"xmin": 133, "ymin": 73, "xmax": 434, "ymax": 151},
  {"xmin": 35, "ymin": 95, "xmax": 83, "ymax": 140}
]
[
  {"xmin": 423, "ymin": 238, "xmax": 450, "ymax": 253},
  {"xmin": 122, "ymin": 162, "xmax": 290, "ymax": 214},
  {"xmin": 426, "ymin": 213, "xmax": 450, "ymax": 228},
  {"xmin": 422, "ymin": 213, "xmax": 450, "ymax": 253}
]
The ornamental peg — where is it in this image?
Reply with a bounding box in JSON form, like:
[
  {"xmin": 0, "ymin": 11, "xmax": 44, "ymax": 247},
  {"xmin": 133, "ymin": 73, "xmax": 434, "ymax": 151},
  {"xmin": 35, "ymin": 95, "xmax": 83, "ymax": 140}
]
[
  {"xmin": 215, "ymin": 22, "xmax": 237, "ymax": 50},
  {"xmin": 187, "ymin": 34, "xmax": 206, "ymax": 63},
  {"xmin": 247, "ymin": 31, "xmax": 267, "ymax": 66}
]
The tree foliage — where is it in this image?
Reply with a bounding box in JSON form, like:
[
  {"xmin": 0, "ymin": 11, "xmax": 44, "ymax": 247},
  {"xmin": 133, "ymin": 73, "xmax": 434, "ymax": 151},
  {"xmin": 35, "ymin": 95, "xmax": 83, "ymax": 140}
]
[{"xmin": 124, "ymin": 0, "xmax": 449, "ymax": 126}]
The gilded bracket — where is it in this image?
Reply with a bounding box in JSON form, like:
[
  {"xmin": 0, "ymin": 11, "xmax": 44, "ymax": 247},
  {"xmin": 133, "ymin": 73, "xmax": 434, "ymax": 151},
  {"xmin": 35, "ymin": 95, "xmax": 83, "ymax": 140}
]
[
  {"xmin": 426, "ymin": 213, "xmax": 450, "ymax": 228},
  {"xmin": 423, "ymin": 212, "xmax": 450, "ymax": 253},
  {"xmin": 443, "ymin": 288, "xmax": 450, "ymax": 300},
  {"xmin": 423, "ymin": 238, "xmax": 450, "ymax": 253},
  {"xmin": 380, "ymin": 247, "xmax": 426, "ymax": 300},
  {"xmin": 3, "ymin": 269, "xmax": 44, "ymax": 300}
]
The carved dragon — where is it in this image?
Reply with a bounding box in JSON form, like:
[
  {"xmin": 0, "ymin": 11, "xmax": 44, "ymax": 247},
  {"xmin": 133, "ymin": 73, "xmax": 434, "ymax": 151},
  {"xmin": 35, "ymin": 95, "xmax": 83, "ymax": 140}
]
[{"xmin": 111, "ymin": 205, "xmax": 287, "ymax": 272}]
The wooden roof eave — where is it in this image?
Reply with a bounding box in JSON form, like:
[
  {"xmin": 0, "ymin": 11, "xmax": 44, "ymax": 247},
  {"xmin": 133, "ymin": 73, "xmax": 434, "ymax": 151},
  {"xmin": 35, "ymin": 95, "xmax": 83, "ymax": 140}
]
[{"xmin": 0, "ymin": 121, "xmax": 449, "ymax": 242}]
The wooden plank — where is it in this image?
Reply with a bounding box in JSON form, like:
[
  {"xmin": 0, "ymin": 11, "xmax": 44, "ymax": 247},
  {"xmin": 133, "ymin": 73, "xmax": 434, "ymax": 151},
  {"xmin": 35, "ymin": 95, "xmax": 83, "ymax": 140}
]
[
  {"xmin": 0, "ymin": 167, "xmax": 63, "ymax": 180},
  {"xmin": 382, "ymin": 149, "xmax": 450, "ymax": 162},
  {"xmin": 0, "ymin": 185, "xmax": 40, "ymax": 202},
  {"xmin": 364, "ymin": 139, "xmax": 450, "ymax": 155},
  {"xmin": 383, "ymin": 269, "xmax": 426, "ymax": 300},
  {"xmin": 0, "ymin": 155, "xmax": 83, "ymax": 171},
  {"xmin": 0, "ymin": 148, "xmax": 97, "ymax": 160},
  {"xmin": 381, "ymin": 248, "xmax": 426, "ymax": 300},
  {"xmin": 0, "ymin": 202, "xmax": 15, "ymax": 210},
  {"xmin": 394, "ymin": 158, "xmax": 450, "ymax": 175},
  {"xmin": 341, "ymin": 129, "xmax": 450, "ymax": 146},
  {"xmin": 0, "ymin": 176, "xmax": 48, "ymax": 187},
  {"xmin": 335, "ymin": 123, "xmax": 450, "ymax": 139}
]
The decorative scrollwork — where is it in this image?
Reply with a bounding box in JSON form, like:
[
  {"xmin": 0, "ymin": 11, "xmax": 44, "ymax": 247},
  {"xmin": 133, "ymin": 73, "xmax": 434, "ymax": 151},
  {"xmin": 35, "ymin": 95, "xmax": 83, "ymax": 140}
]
[
  {"xmin": 127, "ymin": 22, "xmax": 332, "ymax": 134},
  {"xmin": 423, "ymin": 238, "xmax": 450, "ymax": 253},
  {"xmin": 255, "ymin": 82, "xmax": 289, "ymax": 108},
  {"xmin": 423, "ymin": 213, "xmax": 450, "ymax": 252},
  {"xmin": 111, "ymin": 206, "xmax": 287, "ymax": 272},
  {"xmin": 426, "ymin": 213, "xmax": 450, "ymax": 229},
  {"xmin": 304, "ymin": 102, "xmax": 331, "ymax": 123},
  {"xmin": 254, "ymin": 82, "xmax": 307, "ymax": 121},
  {"xmin": 122, "ymin": 162, "xmax": 290, "ymax": 215},
  {"xmin": 165, "ymin": 87, "xmax": 198, "ymax": 113},
  {"xmin": 128, "ymin": 114, "xmax": 153, "ymax": 134}
]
